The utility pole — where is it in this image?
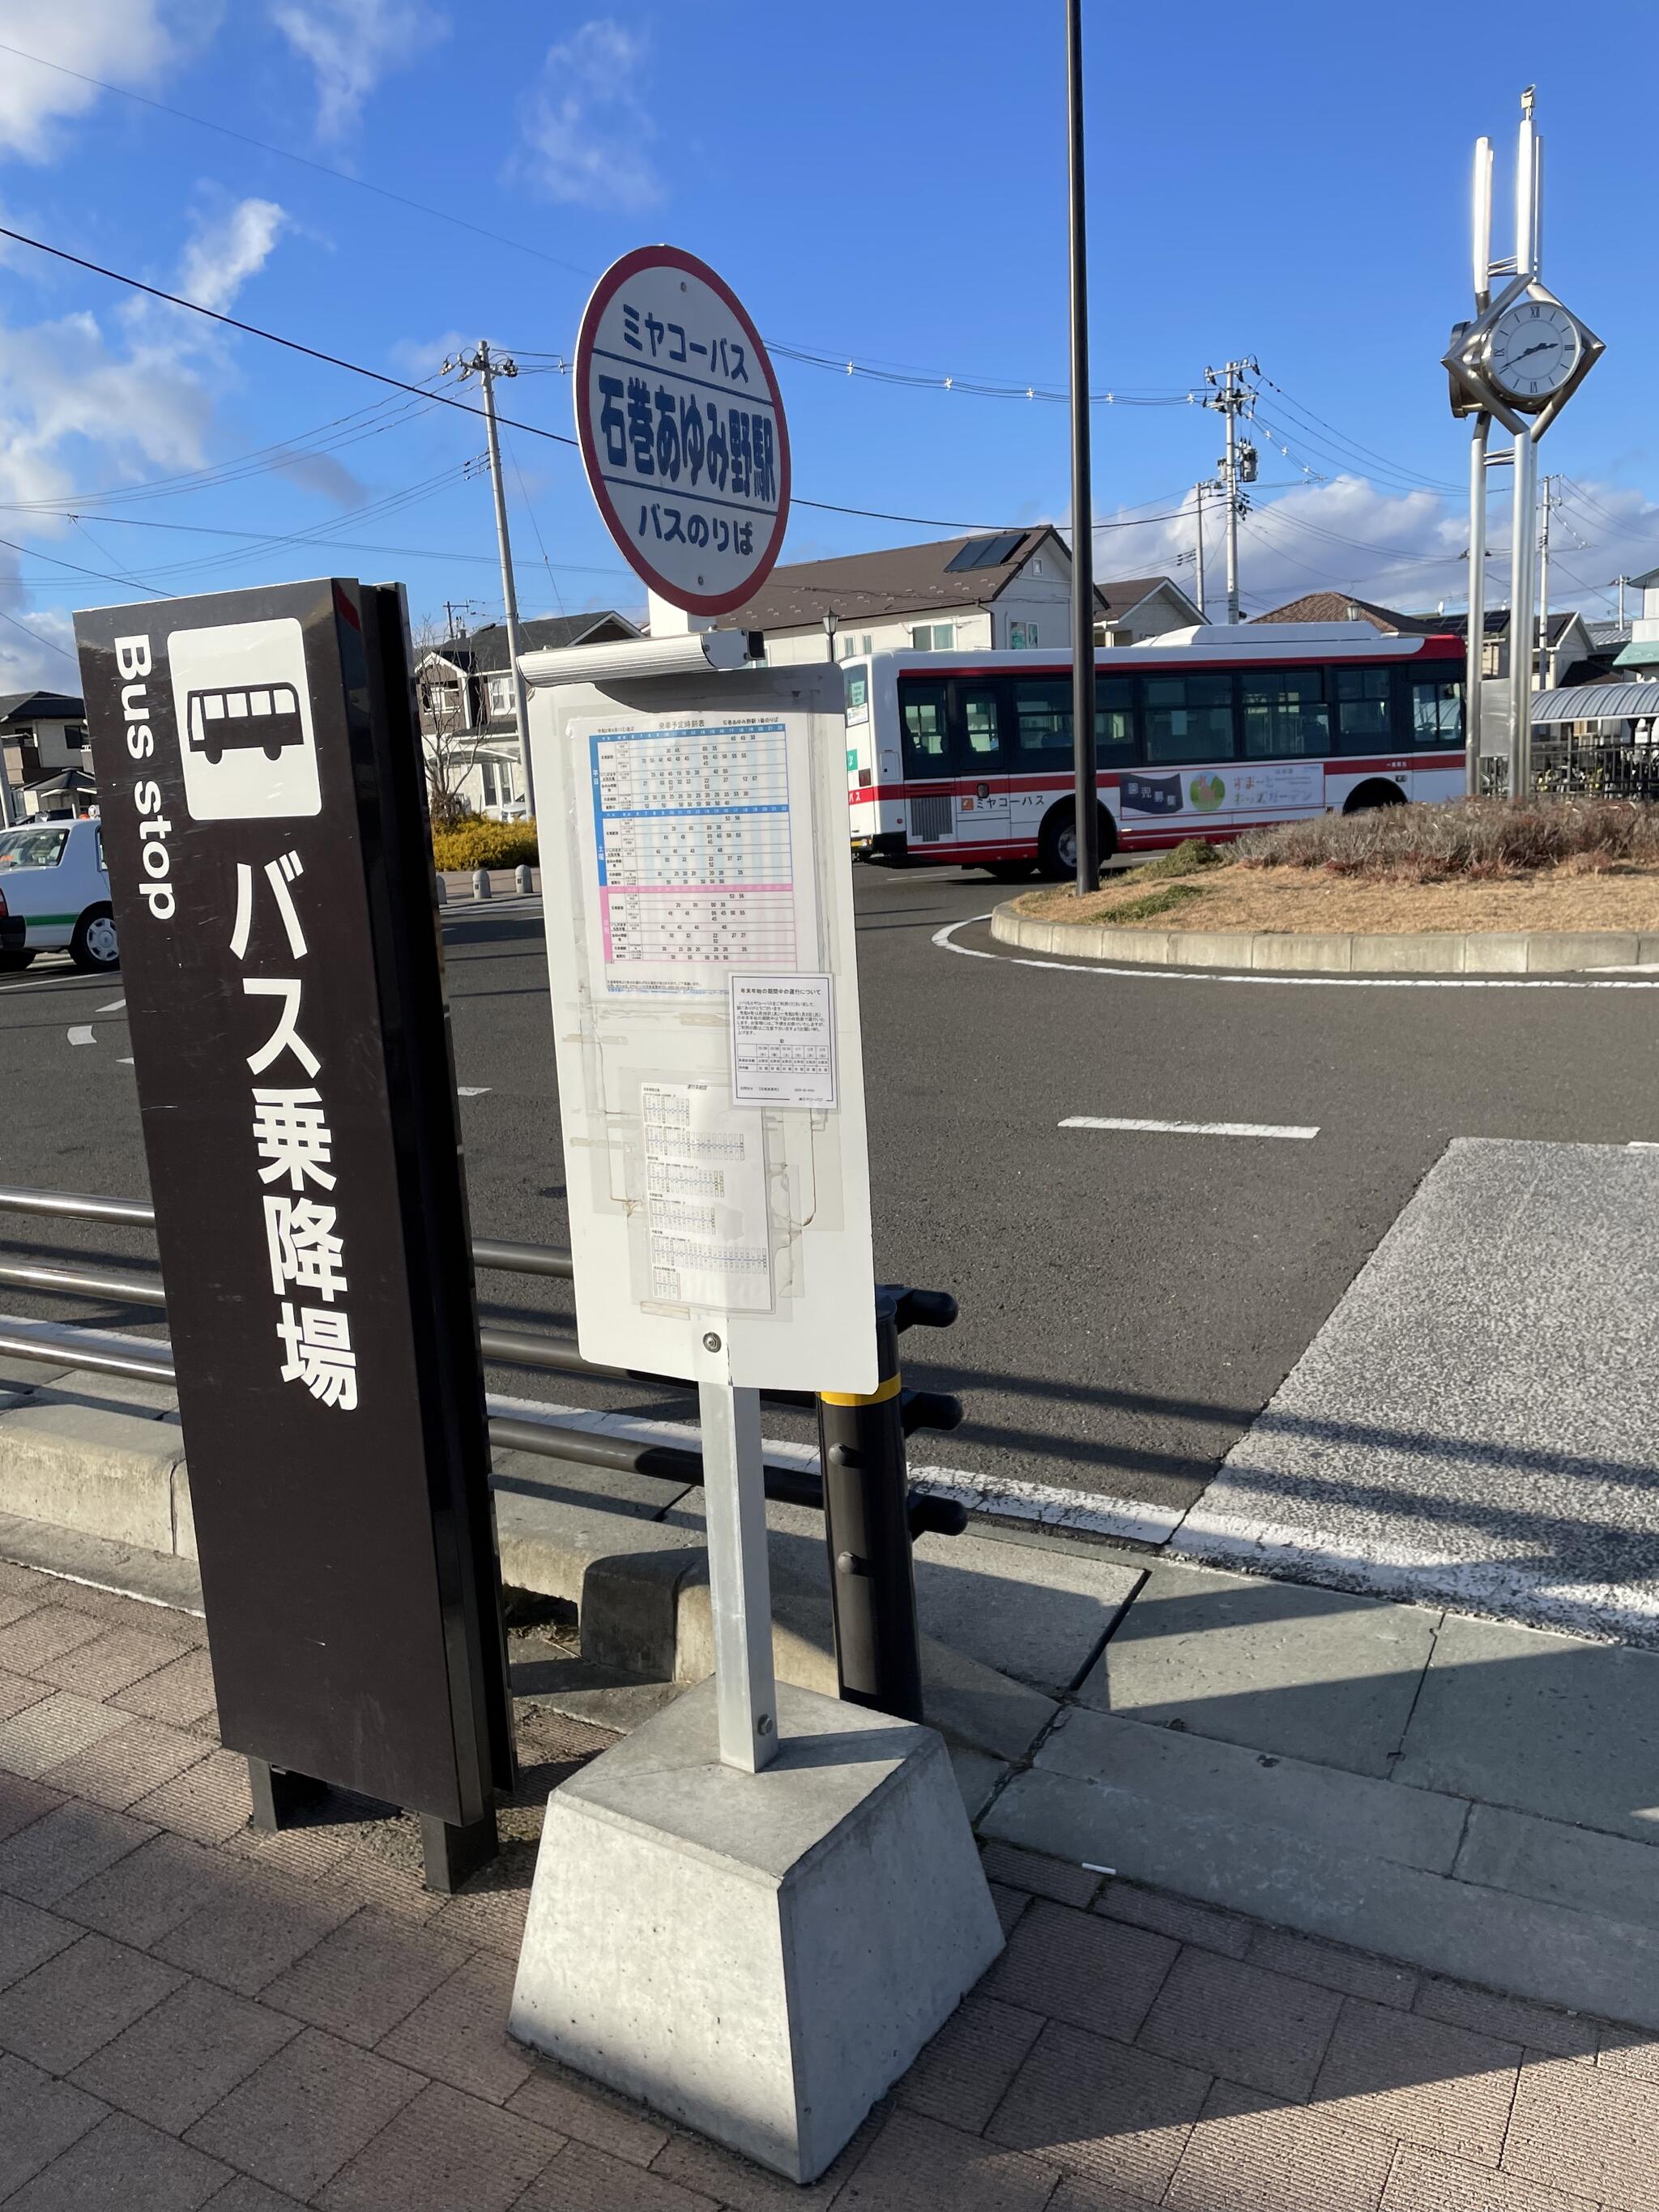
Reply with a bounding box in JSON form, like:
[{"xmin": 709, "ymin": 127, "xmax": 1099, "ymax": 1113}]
[
  {"xmin": 1616, "ymin": 574, "xmax": 1631, "ymax": 628},
  {"xmin": 1204, "ymin": 360, "xmax": 1258, "ymax": 624},
  {"xmin": 445, "ymin": 341, "xmax": 535, "ymax": 819},
  {"xmin": 1064, "ymin": 0, "xmax": 1098, "ymax": 895},
  {"xmin": 442, "ymin": 597, "xmax": 483, "ymax": 645}
]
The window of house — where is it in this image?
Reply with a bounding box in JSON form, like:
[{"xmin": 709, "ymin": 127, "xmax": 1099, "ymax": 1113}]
[
  {"xmin": 479, "ymin": 759, "xmax": 498, "ymax": 806},
  {"xmin": 1482, "ymin": 641, "xmax": 1501, "ymax": 677},
  {"xmin": 910, "ymin": 623, "xmax": 955, "ymax": 652},
  {"xmin": 1143, "ymin": 675, "xmax": 1235, "ymax": 763},
  {"xmin": 488, "ymin": 675, "xmax": 513, "ymax": 715},
  {"xmin": 63, "ymin": 725, "xmax": 86, "ymax": 751},
  {"xmin": 860, "ymin": 634, "xmax": 873, "ymax": 654},
  {"xmin": 839, "ymin": 636, "xmax": 855, "ymax": 658},
  {"xmin": 1242, "ymin": 671, "xmax": 1329, "ymax": 758}
]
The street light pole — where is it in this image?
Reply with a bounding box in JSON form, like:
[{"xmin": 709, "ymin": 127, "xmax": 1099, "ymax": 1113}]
[
  {"xmin": 446, "ymin": 341, "xmax": 535, "ymax": 820},
  {"xmin": 1064, "ymin": 0, "xmax": 1098, "ymax": 897}
]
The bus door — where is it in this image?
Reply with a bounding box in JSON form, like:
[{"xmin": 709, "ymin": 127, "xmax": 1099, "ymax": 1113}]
[
  {"xmin": 949, "ymin": 679, "xmax": 1010, "ymax": 847},
  {"xmin": 898, "ymin": 678, "xmax": 955, "ymax": 849}
]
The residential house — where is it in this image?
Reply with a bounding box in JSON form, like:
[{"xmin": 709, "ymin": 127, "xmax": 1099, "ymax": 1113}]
[
  {"xmin": 711, "ymin": 531, "xmax": 1201, "ymax": 665},
  {"xmin": 1253, "ymin": 592, "xmax": 1596, "ymax": 687},
  {"xmin": 1614, "ymin": 567, "xmax": 1659, "ymax": 678},
  {"xmin": 415, "ymin": 612, "xmax": 639, "ymax": 819},
  {"xmin": 0, "ymin": 691, "xmax": 92, "ymax": 825}
]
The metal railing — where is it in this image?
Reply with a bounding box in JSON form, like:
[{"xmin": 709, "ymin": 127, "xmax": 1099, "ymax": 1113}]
[{"xmin": 0, "ymin": 1187, "xmax": 970, "ymax": 1565}]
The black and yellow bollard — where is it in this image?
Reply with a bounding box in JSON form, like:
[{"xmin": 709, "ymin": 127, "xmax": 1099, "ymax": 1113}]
[{"xmin": 817, "ymin": 1287, "xmax": 962, "ymax": 1724}]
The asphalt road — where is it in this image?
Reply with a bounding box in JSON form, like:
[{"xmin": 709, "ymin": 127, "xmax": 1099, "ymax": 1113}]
[{"xmin": 2, "ymin": 866, "xmax": 1657, "ymax": 1524}]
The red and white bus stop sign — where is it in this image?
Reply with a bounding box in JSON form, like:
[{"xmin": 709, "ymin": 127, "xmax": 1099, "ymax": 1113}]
[{"xmin": 574, "ymin": 246, "xmax": 791, "ymax": 618}]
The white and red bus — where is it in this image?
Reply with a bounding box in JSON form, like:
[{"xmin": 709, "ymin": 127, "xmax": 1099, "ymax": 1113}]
[{"xmin": 842, "ymin": 620, "xmax": 1465, "ymax": 878}]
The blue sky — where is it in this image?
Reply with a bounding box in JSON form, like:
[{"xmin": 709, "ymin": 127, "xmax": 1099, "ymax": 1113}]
[{"xmin": 0, "ymin": 0, "xmax": 1654, "ymax": 687}]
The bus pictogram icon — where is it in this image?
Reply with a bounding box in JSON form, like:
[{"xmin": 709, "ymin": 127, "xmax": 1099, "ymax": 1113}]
[
  {"xmin": 188, "ymin": 681, "xmax": 305, "ymax": 766},
  {"xmin": 170, "ymin": 616, "xmax": 321, "ymax": 820}
]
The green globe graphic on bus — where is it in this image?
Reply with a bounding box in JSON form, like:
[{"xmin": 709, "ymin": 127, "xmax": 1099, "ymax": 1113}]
[{"xmin": 1189, "ymin": 773, "xmax": 1226, "ymax": 812}]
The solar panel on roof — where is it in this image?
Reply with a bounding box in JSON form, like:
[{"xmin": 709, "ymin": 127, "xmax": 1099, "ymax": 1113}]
[{"xmin": 944, "ymin": 531, "xmax": 1025, "ymax": 573}]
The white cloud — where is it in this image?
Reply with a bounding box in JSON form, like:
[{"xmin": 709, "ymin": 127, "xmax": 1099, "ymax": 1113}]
[
  {"xmin": 514, "ymin": 19, "xmax": 661, "ymax": 212},
  {"xmin": 0, "ymin": 586, "xmax": 76, "ymax": 689},
  {"xmin": 0, "ymin": 2, "xmax": 215, "ymax": 163},
  {"xmin": 0, "ymin": 196, "xmax": 292, "ymax": 661},
  {"xmin": 175, "ymin": 198, "xmax": 288, "ymax": 314},
  {"xmin": 271, "ymin": 0, "xmax": 447, "ymax": 142}
]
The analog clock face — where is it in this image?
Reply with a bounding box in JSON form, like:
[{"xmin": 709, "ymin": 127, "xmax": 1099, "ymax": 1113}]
[{"xmin": 1486, "ymin": 300, "xmax": 1581, "ymax": 403}]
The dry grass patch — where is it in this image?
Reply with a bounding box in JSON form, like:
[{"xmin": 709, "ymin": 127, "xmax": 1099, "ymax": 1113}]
[{"xmin": 1015, "ymin": 861, "xmax": 1659, "ymax": 936}]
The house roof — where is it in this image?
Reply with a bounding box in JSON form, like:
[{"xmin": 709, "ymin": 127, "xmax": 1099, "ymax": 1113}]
[
  {"xmin": 1251, "ymin": 593, "xmax": 1444, "ymax": 635},
  {"xmin": 0, "ymin": 690, "xmax": 84, "ymax": 726},
  {"xmin": 1422, "ymin": 610, "xmax": 1585, "ymax": 645},
  {"xmin": 424, "ymin": 612, "xmax": 637, "ymax": 674},
  {"xmin": 712, "ymin": 530, "xmax": 1195, "ymax": 634},
  {"xmin": 1094, "ymin": 577, "xmax": 1196, "ymax": 621},
  {"xmin": 713, "ymin": 529, "xmax": 1064, "ymax": 632}
]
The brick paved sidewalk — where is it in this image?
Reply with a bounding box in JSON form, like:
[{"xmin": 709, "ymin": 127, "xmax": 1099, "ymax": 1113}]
[{"xmin": 2, "ymin": 1556, "xmax": 1656, "ymax": 2210}]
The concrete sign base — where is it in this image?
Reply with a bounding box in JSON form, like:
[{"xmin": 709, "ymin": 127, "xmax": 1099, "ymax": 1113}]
[{"xmin": 507, "ymin": 1677, "xmax": 1004, "ymax": 2182}]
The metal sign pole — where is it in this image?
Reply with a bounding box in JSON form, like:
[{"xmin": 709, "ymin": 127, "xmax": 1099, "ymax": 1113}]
[{"xmin": 696, "ymin": 1332, "xmax": 778, "ymax": 1772}]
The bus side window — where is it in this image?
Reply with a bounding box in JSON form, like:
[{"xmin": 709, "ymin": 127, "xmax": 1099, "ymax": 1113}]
[
  {"xmin": 1243, "ymin": 671, "xmax": 1329, "ymax": 758},
  {"xmin": 955, "ymin": 686, "xmax": 1004, "ymax": 760},
  {"xmin": 1096, "ymin": 675, "xmax": 1137, "ymax": 766},
  {"xmin": 1142, "ymin": 674, "xmax": 1236, "ymax": 764},
  {"xmin": 1333, "ymin": 667, "xmax": 1393, "ymax": 753},
  {"xmin": 899, "ymin": 681, "xmax": 951, "ymax": 778},
  {"xmin": 1409, "ymin": 676, "xmax": 1464, "ymax": 748},
  {"xmin": 1009, "ymin": 680, "xmax": 1073, "ymax": 767}
]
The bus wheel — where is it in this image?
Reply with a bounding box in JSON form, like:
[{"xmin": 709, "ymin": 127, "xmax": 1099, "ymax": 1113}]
[
  {"xmin": 1342, "ymin": 779, "xmax": 1406, "ymax": 815},
  {"xmin": 1038, "ymin": 803, "xmax": 1116, "ymax": 880},
  {"xmin": 71, "ymin": 906, "xmax": 119, "ymax": 973},
  {"xmin": 985, "ymin": 860, "xmax": 1037, "ymax": 882}
]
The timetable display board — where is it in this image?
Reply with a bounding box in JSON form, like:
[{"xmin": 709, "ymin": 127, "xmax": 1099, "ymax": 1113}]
[{"xmin": 529, "ymin": 661, "xmax": 875, "ymax": 1394}]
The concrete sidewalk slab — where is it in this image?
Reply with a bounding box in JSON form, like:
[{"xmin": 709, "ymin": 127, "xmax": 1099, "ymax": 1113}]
[
  {"xmin": 1177, "ymin": 1138, "xmax": 1659, "ymax": 1647},
  {"xmin": 0, "ymin": 1401, "xmax": 185, "ymax": 1555},
  {"xmin": 1391, "ymin": 1610, "xmax": 1659, "ymax": 1844},
  {"xmin": 1076, "ymin": 1559, "xmax": 1436, "ymax": 1779}
]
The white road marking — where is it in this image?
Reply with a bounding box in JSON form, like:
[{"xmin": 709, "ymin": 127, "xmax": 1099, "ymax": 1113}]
[
  {"xmin": 0, "ymin": 970, "xmax": 100, "ymax": 995},
  {"xmin": 1629, "ymin": 1141, "xmax": 1659, "ymax": 1150},
  {"xmin": 66, "ymin": 1025, "xmax": 96, "ymax": 1046},
  {"xmin": 1062, "ymin": 1115, "xmax": 1318, "ymax": 1140},
  {"xmin": 934, "ymin": 916, "xmax": 1659, "ymax": 991},
  {"xmin": 96, "ymin": 998, "xmax": 126, "ymax": 1014},
  {"xmin": 457, "ymin": 1086, "xmax": 491, "ymax": 1097}
]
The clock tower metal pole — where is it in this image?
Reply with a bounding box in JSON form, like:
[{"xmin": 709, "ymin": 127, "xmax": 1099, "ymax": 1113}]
[
  {"xmin": 1064, "ymin": 0, "xmax": 1098, "ymax": 897},
  {"xmin": 1507, "ymin": 96, "xmax": 1542, "ymax": 802},
  {"xmin": 1465, "ymin": 134, "xmax": 1493, "ymax": 799}
]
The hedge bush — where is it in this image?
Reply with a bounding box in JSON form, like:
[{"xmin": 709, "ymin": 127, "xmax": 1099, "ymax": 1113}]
[
  {"xmin": 432, "ymin": 818, "xmax": 539, "ymax": 872},
  {"xmin": 1234, "ymin": 797, "xmax": 1659, "ymax": 882}
]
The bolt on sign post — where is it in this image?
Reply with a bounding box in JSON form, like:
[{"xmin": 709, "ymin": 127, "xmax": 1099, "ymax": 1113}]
[
  {"xmin": 552, "ymin": 247, "xmax": 871, "ymax": 1776},
  {"xmin": 73, "ymin": 581, "xmax": 514, "ymax": 1891}
]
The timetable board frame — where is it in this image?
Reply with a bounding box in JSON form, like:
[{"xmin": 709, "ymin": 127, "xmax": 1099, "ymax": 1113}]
[{"xmin": 526, "ymin": 657, "xmax": 876, "ymax": 1396}]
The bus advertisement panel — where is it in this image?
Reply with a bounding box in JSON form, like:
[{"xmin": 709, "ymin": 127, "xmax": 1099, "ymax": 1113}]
[{"xmin": 841, "ymin": 622, "xmax": 1465, "ymax": 878}]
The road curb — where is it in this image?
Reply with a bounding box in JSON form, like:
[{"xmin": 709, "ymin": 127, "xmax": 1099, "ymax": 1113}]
[{"xmin": 990, "ymin": 901, "xmax": 1658, "ymax": 975}]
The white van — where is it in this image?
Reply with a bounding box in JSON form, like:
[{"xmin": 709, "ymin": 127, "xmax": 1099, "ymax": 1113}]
[{"xmin": 0, "ymin": 819, "xmax": 119, "ymax": 972}]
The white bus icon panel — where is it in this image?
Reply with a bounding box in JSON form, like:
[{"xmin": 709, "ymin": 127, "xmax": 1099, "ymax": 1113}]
[{"xmin": 171, "ymin": 617, "xmax": 321, "ymax": 820}]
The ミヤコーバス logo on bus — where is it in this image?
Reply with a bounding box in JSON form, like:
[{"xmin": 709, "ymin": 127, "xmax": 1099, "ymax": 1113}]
[{"xmin": 186, "ymin": 684, "xmax": 304, "ymax": 765}]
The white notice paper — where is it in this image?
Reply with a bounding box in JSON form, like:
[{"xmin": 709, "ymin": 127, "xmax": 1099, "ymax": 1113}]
[{"xmin": 729, "ymin": 974, "xmax": 836, "ymax": 1108}]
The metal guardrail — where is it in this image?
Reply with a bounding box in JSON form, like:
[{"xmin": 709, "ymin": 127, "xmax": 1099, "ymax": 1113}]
[{"xmin": 0, "ymin": 1190, "xmax": 972, "ymax": 1581}]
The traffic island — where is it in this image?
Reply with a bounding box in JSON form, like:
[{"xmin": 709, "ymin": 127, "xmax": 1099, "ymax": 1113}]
[{"xmin": 995, "ymin": 808, "xmax": 1659, "ymax": 974}]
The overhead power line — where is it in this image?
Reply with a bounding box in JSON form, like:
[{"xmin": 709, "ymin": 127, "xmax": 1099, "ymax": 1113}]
[{"xmin": 0, "ymin": 38, "xmax": 1227, "ymax": 422}]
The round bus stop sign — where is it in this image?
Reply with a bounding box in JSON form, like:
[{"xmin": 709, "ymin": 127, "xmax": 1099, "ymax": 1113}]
[{"xmin": 574, "ymin": 246, "xmax": 791, "ymax": 618}]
